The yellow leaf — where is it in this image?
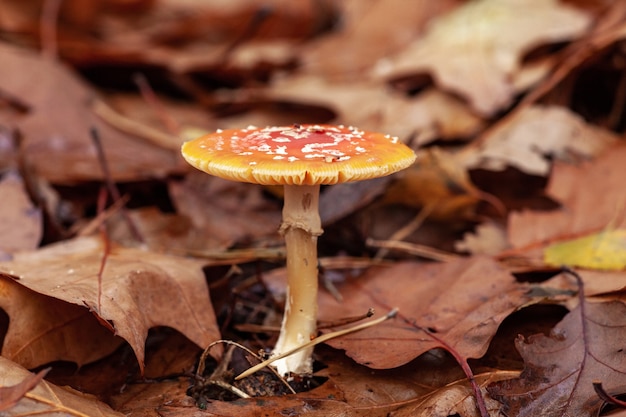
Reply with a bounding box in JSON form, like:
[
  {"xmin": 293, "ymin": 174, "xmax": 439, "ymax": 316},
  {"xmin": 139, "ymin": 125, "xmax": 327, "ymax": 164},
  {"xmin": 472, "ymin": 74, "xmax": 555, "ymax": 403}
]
[{"xmin": 544, "ymin": 230, "xmax": 626, "ymax": 271}]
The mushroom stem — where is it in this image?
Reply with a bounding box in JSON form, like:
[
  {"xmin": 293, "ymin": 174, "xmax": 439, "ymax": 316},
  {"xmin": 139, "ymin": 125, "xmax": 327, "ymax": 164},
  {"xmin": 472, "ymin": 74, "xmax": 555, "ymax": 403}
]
[{"xmin": 273, "ymin": 184, "xmax": 322, "ymax": 376}]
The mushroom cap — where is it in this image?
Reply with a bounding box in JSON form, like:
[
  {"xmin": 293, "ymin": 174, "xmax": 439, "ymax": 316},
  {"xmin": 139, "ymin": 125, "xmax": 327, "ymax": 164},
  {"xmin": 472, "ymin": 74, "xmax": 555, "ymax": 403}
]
[{"xmin": 181, "ymin": 124, "xmax": 416, "ymax": 185}]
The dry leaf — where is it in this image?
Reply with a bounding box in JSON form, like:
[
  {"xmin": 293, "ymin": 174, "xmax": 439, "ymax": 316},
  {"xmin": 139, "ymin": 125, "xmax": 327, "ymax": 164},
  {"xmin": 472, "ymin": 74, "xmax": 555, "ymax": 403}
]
[
  {"xmin": 0, "ymin": 43, "xmax": 180, "ymax": 184},
  {"xmin": 0, "ymin": 274, "xmax": 124, "ymax": 369},
  {"xmin": 0, "ymin": 367, "xmax": 48, "ymax": 411},
  {"xmin": 455, "ymin": 221, "xmax": 509, "ymax": 256},
  {"xmin": 508, "ymin": 142, "xmax": 626, "ymax": 249},
  {"xmin": 0, "ymin": 171, "xmax": 41, "ymax": 254},
  {"xmin": 0, "ymin": 235, "xmax": 220, "ymax": 371},
  {"xmin": 380, "ymin": 0, "xmax": 592, "ymax": 115},
  {"xmin": 489, "ymin": 300, "xmax": 626, "ymax": 417},
  {"xmin": 544, "ymin": 229, "xmax": 626, "ymax": 271},
  {"xmin": 0, "ymin": 356, "xmax": 123, "ymax": 416},
  {"xmin": 462, "ymin": 105, "xmax": 618, "ymax": 176},
  {"xmin": 264, "ymin": 257, "xmax": 530, "ymax": 369},
  {"xmin": 303, "ymin": 0, "xmax": 460, "ymax": 78},
  {"xmin": 169, "ymin": 172, "xmax": 281, "ymax": 250}
]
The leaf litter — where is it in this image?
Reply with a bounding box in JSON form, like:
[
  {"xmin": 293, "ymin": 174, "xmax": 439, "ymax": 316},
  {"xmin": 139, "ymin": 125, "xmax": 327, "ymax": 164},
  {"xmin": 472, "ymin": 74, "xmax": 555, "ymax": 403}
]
[{"xmin": 1, "ymin": 0, "xmax": 626, "ymax": 416}]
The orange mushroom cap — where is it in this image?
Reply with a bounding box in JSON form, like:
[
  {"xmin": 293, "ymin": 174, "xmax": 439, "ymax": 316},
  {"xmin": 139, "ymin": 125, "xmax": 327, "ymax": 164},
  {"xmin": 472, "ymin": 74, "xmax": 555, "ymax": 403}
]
[{"xmin": 181, "ymin": 124, "xmax": 416, "ymax": 186}]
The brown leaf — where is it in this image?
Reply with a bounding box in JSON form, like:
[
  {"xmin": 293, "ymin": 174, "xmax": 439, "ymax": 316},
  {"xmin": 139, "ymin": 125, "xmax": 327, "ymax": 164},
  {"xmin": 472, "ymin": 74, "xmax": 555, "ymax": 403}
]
[
  {"xmin": 0, "ymin": 356, "xmax": 123, "ymax": 416},
  {"xmin": 264, "ymin": 257, "xmax": 530, "ymax": 369},
  {"xmin": 508, "ymin": 141, "xmax": 626, "ymax": 249},
  {"xmin": 303, "ymin": 0, "xmax": 460, "ymax": 78},
  {"xmin": 0, "ymin": 235, "xmax": 220, "ymax": 371},
  {"xmin": 489, "ymin": 300, "xmax": 626, "ymax": 417},
  {"xmin": 380, "ymin": 0, "xmax": 592, "ymax": 115},
  {"xmin": 169, "ymin": 172, "xmax": 281, "ymax": 250},
  {"xmin": 0, "ymin": 43, "xmax": 181, "ymax": 184},
  {"xmin": 0, "ymin": 171, "xmax": 42, "ymax": 255},
  {"xmin": 0, "ymin": 275, "xmax": 124, "ymax": 369},
  {"xmin": 0, "ymin": 367, "xmax": 48, "ymax": 411},
  {"xmin": 462, "ymin": 105, "xmax": 618, "ymax": 176}
]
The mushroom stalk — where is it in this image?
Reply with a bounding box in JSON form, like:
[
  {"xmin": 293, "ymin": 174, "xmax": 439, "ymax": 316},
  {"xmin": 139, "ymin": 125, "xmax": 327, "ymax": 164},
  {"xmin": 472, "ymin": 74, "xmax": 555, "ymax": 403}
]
[{"xmin": 272, "ymin": 184, "xmax": 322, "ymax": 376}]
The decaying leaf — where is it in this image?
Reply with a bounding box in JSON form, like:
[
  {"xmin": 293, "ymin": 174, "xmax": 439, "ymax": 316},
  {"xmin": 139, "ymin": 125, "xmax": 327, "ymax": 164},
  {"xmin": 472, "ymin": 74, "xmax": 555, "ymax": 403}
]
[
  {"xmin": 380, "ymin": 0, "xmax": 592, "ymax": 115},
  {"xmin": 0, "ymin": 357, "xmax": 123, "ymax": 416},
  {"xmin": 489, "ymin": 300, "xmax": 626, "ymax": 417},
  {"xmin": 0, "ymin": 235, "xmax": 220, "ymax": 371}
]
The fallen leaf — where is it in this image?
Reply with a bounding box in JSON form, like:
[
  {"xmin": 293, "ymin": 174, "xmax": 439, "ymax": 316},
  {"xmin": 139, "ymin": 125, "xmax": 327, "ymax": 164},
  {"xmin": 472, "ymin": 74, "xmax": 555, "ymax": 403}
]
[
  {"xmin": 0, "ymin": 274, "xmax": 124, "ymax": 369},
  {"xmin": 0, "ymin": 356, "xmax": 123, "ymax": 416},
  {"xmin": 379, "ymin": 0, "xmax": 592, "ymax": 115},
  {"xmin": 264, "ymin": 256, "xmax": 530, "ymax": 369},
  {"xmin": 508, "ymin": 142, "xmax": 626, "ymax": 249},
  {"xmin": 461, "ymin": 105, "xmax": 618, "ymax": 176},
  {"xmin": 0, "ymin": 235, "xmax": 220, "ymax": 371},
  {"xmin": 455, "ymin": 221, "xmax": 509, "ymax": 256},
  {"xmin": 392, "ymin": 371, "xmax": 517, "ymax": 417},
  {"xmin": 0, "ymin": 170, "xmax": 42, "ymax": 255},
  {"xmin": 489, "ymin": 300, "xmax": 626, "ymax": 417},
  {"xmin": 0, "ymin": 367, "xmax": 48, "ymax": 411},
  {"xmin": 303, "ymin": 0, "xmax": 460, "ymax": 78},
  {"xmin": 169, "ymin": 172, "xmax": 281, "ymax": 250},
  {"xmin": 0, "ymin": 43, "xmax": 181, "ymax": 184},
  {"xmin": 544, "ymin": 229, "xmax": 626, "ymax": 271}
]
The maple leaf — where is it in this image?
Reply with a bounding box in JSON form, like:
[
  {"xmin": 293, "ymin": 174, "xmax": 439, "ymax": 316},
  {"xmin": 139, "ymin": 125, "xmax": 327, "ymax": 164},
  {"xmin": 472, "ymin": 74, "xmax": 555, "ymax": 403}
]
[
  {"xmin": 379, "ymin": 0, "xmax": 592, "ymax": 115},
  {"xmin": 489, "ymin": 300, "xmax": 626, "ymax": 417},
  {"xmin": 0, "ymin": 235, "xmax": 220, "ymax": 371}
]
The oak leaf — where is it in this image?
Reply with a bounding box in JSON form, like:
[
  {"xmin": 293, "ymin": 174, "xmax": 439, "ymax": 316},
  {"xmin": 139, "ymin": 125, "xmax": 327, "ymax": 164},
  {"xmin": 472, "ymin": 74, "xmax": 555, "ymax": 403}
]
[
  {"xmin": 0, "ymin": 171, "xmax": 41, "ymax": 255},
  {"xmin": 0, "ymin": 236, "xmax": 220, "ymax": 371}
]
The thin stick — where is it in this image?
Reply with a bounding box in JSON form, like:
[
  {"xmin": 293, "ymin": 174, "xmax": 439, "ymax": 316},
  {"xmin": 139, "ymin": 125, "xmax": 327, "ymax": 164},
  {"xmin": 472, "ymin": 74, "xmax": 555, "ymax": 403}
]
[
  {"xmin": 133, "ymin": 73, "xmax": 181, "ymax": 135},
  {"xmin": 90, "ymin": 127, "xmax": 145, "ymax": 244},
  {"xmin": 236, "ymin": 308, "xmax": 398, "ymax": 380},
  {"xmin": 367, "ymin": 238, "xmax": 459, "ymax": 262},
  {"xmin": 198, "ymin": 339, "xmax": 295, "ymax": 394},
  {"xmin": 96, "ymin": 187, "xmax": 110, "ymax": 313},
  {"xmin": 40, "ymin": 0, "xmax": 62, "ymax": 60}
]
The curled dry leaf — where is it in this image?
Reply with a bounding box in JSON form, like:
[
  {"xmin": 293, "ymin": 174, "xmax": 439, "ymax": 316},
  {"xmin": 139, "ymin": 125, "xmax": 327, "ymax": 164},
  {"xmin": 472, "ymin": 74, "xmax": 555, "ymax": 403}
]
[
  {"xmin": 461, "ymin": 105, "xmax": 618, "ymax": 176},
  {"xmin": 0, "ymin": 235, "xmax": 220, "ymax": 371},
  {"xmin": 379, "ymin": 0, "xmax": 592, "ymax": 115},
  {"xmin": 0, "ymin": 171, "xmax": 42, "ymax": 255},
  {"xmin": 0, "ymin": 357, "xmax": 123, "ymax": 416},
  {"xmin": 489, "ymin": 301, "xmax": 626, "ymax": 417},
  {"xmin": 264, "ymin": 256, "xmax": 530, "ymax": 369}
]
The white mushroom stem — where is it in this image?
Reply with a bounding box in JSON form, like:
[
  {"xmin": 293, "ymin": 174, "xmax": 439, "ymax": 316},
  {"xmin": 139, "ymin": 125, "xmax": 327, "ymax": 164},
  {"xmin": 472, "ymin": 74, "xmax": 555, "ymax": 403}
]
[{"xmin": 272, "ymin": 184, "xmax": 323, "ymax": 376}]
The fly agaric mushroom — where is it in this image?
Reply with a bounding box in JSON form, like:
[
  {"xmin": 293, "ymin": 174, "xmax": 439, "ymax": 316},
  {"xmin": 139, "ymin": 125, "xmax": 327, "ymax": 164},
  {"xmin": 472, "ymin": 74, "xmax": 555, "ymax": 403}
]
[{"xmin": 181, "ymin": 124, "xmax": 416, "ymax": 376}]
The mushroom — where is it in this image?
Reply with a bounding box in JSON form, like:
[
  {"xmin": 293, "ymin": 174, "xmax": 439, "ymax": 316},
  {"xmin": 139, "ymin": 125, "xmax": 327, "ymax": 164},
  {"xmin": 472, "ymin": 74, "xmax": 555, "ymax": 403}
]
[{"xmin": 181, "ymin": 124, "xmax": 416, "ymax": 376}]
